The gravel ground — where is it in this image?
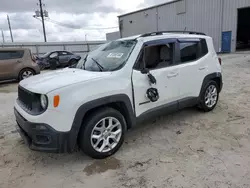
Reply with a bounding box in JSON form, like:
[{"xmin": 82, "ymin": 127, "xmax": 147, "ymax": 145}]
[{"xmin": 0, "ymin": 52, "xmax": 250, "ymax": 188}]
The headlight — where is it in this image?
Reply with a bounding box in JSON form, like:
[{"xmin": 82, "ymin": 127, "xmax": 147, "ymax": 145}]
[{"xmin": 40, "ymin": 94, "xmax": 48, "ymax": 109}]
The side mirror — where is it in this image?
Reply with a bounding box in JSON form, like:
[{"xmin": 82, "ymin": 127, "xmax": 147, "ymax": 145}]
[
  {"xmin": 141, "ymin": 68, "xmax": 149, "ymax": 74},
  {"xmin": 148, "ymin": 73, "xmax": 157, "ymax": 84}
]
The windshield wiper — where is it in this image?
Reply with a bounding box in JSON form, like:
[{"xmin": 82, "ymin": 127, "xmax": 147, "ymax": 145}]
[
  {"xmin": 82, "ymin": 54, "xmax": 88, "ymax": 70},
  {"xmin": 91, "ymin": 58, "xmax": 104, "ymax": 71}
]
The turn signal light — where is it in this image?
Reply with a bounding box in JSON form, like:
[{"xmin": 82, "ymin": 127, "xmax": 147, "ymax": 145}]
[{"xmin": 53, "ymin": 95, "xmax": 60, "ymax": 107}]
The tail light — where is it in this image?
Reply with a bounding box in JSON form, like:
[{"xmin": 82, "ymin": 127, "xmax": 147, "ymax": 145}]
[
  {"xmin": 31, "ymin": 55, "xmax": 37, "ymax": 63},
  {"xmin": 218, "ymin": 57, "xmax": 222, "ymax": 65},
  {"xmin": 29, "ymin": 49, "xmax": 37, "ymax": 63}
]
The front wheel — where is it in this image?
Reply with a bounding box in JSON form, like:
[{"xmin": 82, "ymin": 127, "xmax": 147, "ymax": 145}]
[
  {"xmin": 78, "ymin": 108, "xmax": 126, "ymax": 159},
  {"xmin": 199, "ymin": 80, "xmax": 219, "ymax": 112},
  {"xmin": 18, "ymin": 68, "xmax": 35, "ymax": 81}
]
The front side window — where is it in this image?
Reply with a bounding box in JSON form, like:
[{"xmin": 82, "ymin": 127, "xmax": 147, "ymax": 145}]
[
  {"xmin": 135, "ymin": 42, "xmax": 174, "ymax": 70},
  {"xmin": 145, "ymin": 43, "xmax": 174, "ymax": 69},
  {"xmin": 180, "ymin": 42, "xmax": 199, "ymax": 63},
  {"xmin": 76, "ymin": 40, "xmax": 136, "ymax": 72}
]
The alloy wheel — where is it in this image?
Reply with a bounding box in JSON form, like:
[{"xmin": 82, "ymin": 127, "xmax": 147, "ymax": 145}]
[
  {"xmin": 22, "ymin": 70, "xmax": 34, "ymax": 79},
  {"xmin": 91, "ymin": 117, "xmax": 122, "ymax": 153},
  {"xmin": 205, "ymin": 85, "xmax": 218, "ymax": 108}
]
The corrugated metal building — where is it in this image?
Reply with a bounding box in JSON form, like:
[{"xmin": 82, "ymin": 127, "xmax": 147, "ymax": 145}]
[{"xmin": 118, "ymin": 0, "xmax": 250, "ymax": 52}]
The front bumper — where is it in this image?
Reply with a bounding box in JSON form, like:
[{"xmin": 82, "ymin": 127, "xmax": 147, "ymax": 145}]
[{"xmin": 14, "ymin": 108, "xmax": 73, "ymax": 153}]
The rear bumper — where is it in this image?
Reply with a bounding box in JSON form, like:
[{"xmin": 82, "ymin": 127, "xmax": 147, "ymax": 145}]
[
  {"xmin": 219, "ymin": 74, "xmax": 223, "ymax": 93},
  {"xmin": 34, "ymin": 65, "xmax": 41, "ymax": 74},
  {"xmin": 14, "ymin": 108, "xmax": 73, "ymax": 153}
]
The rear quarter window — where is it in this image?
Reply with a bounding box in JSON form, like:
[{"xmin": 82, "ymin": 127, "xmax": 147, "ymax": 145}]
[
  {"xmin": 200, "ymin": 38, "xmax": 208, "ymax": 56},
  {"xmin": 179, "ymin": 38, "xmax": 208, "ymax": 63},
  {"xmin": 180, "ymin": 42, "xmax": 199, "ymax": 63}
]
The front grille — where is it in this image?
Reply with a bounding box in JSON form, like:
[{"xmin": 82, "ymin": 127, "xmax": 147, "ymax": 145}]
[{"xmin": 18, "ymin": 86, "xmax": 41, "ymax": 114}]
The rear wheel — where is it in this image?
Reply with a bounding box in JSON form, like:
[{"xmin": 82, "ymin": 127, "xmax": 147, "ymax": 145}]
[
  {"xmin": 199, "ymin": 80, "xmax": 219, "ymax": 112},
  {"xmin": 78, "ymin": 107, "xmax": 126, "ymax": 159},
  {"xmin": 18, "ymin": 68, "xmax": 35, "ymax": 81}
]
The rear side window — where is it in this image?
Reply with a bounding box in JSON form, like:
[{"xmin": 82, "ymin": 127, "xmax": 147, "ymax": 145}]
[
  {"xmin": 0, "ymin": 50, "xmax": 24, "ymax": 60},
  {"xmin": 59, "ymin": 51, "xmax": 69, "ymax": 55},
  {"xmin": 200, "ymin": 39, "xmax": 208, "ymax": 56},
  {"xmin": 180, "ymin": 42, "xmax": 199, "ymax": 63},
  {"xmin": 179, "ymin": 38, "xmax": 208, "ymax": 63}
]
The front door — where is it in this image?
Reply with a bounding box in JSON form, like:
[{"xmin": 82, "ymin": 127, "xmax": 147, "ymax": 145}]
[{"xmin": 132, "ymin": 39, "xmax": 180, "ymax": 117}]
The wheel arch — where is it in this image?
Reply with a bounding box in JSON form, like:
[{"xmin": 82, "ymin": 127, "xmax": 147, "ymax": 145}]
[
  {"xmin": 18, "ymin": 67, "xmax": 36, "ymax": 80},
  {"xmin": 199, "ymin": 72, "xmax": 222, "ymax": 97},
  {"xmin": 67, "ymin": 94, "xmax": 136, "ymax": 151}
]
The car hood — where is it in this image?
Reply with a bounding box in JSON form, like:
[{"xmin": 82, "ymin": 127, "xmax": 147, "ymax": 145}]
[{"xmin": 19, "ymin": 68, "xmax": 112, "ymax": 94}]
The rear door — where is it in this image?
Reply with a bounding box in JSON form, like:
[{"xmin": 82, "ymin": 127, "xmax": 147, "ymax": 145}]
[
  {"xmin": 0, "ymin": 50, "xmax": 24, "ymax": 80},
  {"xmin": 177, "ymin": 38, "xmax": 209, "ymax": 100},
  {"xmin": 132, "ymin": 39, "xmax": 181, "ymax": 117}
]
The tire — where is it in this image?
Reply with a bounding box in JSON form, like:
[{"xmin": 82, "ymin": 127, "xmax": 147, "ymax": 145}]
[
  {"xmin": 68, "ymin": 59, "xmax": 78, "ymax": 68},
  {"xmin": 78, "ymin": 107, "xmax": 126, "ymax": 159},
  {"xmin": 18, "ymin": 68, "xmax": 35, "ymax": 81},
  {"xmin": 199, "ymin": 80, "xmax": 219, "ymax": 112}
]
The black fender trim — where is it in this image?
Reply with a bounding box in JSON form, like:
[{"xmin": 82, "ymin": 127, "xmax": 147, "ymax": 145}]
[
  {"xmin": 67, "ymin": 94, "xmax": 135, "ymax": 152},
  {"xmin": 200, "ymin": 72, "xmax": 223, "ymax": 96}
]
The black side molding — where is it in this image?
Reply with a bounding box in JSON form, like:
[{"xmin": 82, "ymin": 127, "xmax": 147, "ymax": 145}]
[
  {"xmin": 200, "ymin": 72, "xmax": 223, "ymax": 94},
  {"xmin": 68, "ymin": 94, "xmax": 135, "ymax": 151},
  {"xmin": 136, "ymin": 101, "xmax": 178, "ymax": 124}
]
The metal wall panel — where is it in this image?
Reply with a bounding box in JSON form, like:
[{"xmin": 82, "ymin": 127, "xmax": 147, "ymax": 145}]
[
  {"xmin": 119, "ymin": 0, "xmax": 223, "ymax": 52},
  {"xmin": 176, "ymin": 0, "xmax": 186, "ymax": 14},
  {"xmin": 158, "ymin": 0, "xmax": 222, "ymax": 52},
  {"xmin": 119, "ymin": 7, "xmax": 158, "ymax": 38},
  {"xmin": 65, "ymin": 45, "xmax": 88, "ymax": 52},
  {"xmin": 222, "ymin": 0, "xmax": 250, "ymax": 52}
]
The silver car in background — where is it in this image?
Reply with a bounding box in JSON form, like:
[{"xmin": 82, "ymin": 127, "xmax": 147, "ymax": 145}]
[{"xmin": 36, "ymin": 51, "xmax": 81, "ymax": 70}]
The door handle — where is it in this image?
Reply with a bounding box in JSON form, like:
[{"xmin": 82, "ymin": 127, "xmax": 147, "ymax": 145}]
[
  {"xmin": 199, "ymin": 66, "xmax": 207, "ymax": 70},
  {"xmin": 17, "ymin": 60, "xmax": 21, "ymax": 63},
  {"xmin": 167, "ymin": 72, "xmax": 179, "ymax": 78}
]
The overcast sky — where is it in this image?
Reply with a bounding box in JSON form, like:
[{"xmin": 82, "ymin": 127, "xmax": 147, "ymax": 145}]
[{"xmin": 0, "ymin": 0, "xmax": 168, "ymax": 42}]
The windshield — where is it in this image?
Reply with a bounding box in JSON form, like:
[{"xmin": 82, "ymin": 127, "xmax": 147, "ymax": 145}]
[{"xmin": 76, "ymin": 40, "xmax": 137, "ymax": 72}]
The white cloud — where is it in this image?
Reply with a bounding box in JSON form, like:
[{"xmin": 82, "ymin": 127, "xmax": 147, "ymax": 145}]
[{"xmin": 0, "ymin": 0, "xmax": 166, "ymax": 42}]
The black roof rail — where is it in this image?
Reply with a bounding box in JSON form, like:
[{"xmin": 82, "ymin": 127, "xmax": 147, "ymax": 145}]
[{"xmin": 140, "ymin": 31, "xmax": 206, "ymax": 37}]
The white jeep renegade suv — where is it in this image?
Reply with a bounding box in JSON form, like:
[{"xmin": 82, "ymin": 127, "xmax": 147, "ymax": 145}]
[{"xmin": 14, "ymin": 31, "xmax": 222, "ymax": 159}]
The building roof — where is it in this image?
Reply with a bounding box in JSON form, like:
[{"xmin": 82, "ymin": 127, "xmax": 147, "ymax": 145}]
[{"xmin": 118, "ymin": 0, "xmax": 180, "ymax": 17}]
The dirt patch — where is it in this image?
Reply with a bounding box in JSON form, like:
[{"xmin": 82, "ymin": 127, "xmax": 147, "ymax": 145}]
[
  {"xmin": 83, "ymin": 157, "xmax": 121, "ymax": 176},
  {"xmin": 0, "ymin": 82, "xmax": 18, "ymax": 93}
]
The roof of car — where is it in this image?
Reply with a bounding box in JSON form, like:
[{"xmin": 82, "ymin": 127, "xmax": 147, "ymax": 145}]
[{"xmin": 118, "ymin": 32, "xmax": 211, "ymax": 42}]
